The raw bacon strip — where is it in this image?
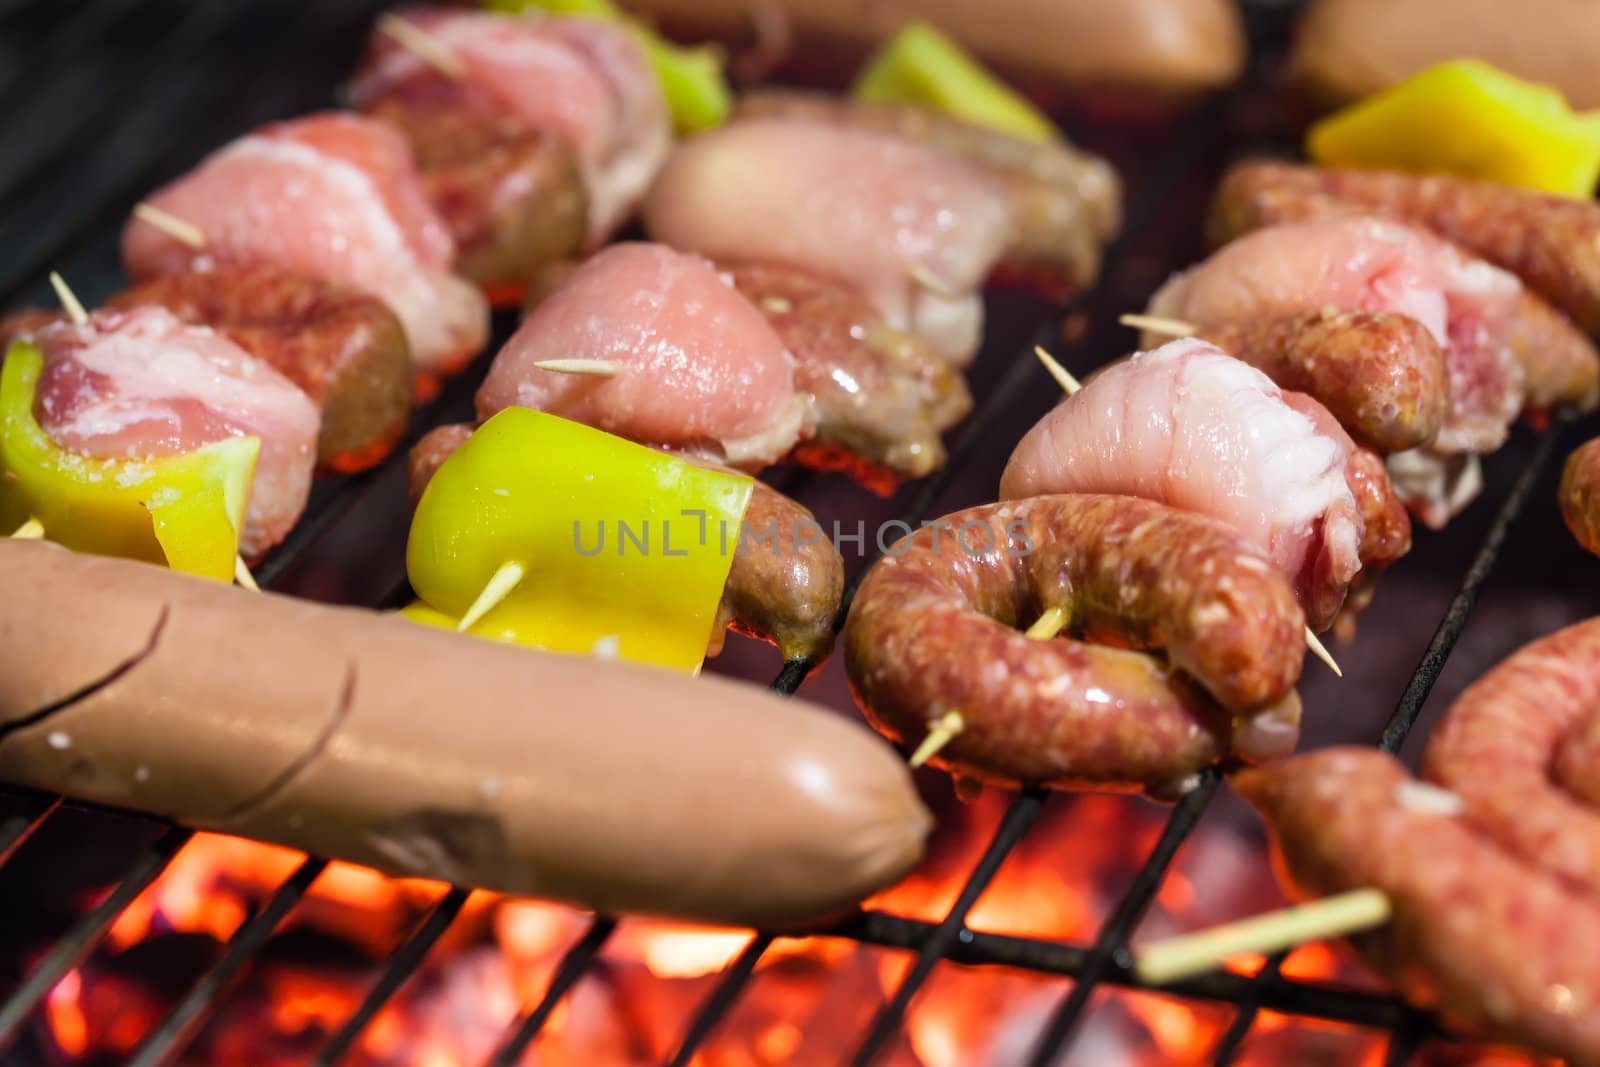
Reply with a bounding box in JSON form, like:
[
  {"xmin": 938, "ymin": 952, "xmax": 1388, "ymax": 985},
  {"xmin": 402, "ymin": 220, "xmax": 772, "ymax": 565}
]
[
  {"xmin": 351, "ymin": 7, "xmax": 670, "ymax": 245},
  {"xmin": 476, "ymin": 243, "xmax": 810, "ymax": 469},
  {"xmin": 123, "ymin": 112, "xmax": 488, "ymax": 383},
  {"xmin": 27, "ymin": 307, "xmax": 318, "ymax": 558},
  {"xmin": 643, "ymin": 116, "xmax": 1012, "ymax": 365},
  {"xmin": 1000, "ymin": 339, "xmax": 1363, "ymax": 631}
]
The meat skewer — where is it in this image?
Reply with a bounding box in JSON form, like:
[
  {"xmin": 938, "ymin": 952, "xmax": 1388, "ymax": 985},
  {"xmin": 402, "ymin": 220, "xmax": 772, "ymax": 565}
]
[{"xmin": 1029, "ymin": 343, "xmax": 1344, "ymax": 676}]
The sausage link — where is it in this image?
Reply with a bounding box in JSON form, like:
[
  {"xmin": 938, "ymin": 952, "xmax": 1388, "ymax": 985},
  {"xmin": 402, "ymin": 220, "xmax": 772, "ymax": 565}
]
[
  {"xmin": 1562, "ymin": 436, "xmax": 1600, "ymax": 558},
  {"xmin": 0, "ymin": 540, "xmax": 927, "ymax": 927},
  {"xmin": 844, "ymin": 495, "xmax": 1305, "ymax": 797},
  {"xmin": 1200, "ymin": 309, "xmax": 1448, "ymax": 453},
  {"xmin": 367, "ymin": 100, "xmax": 589, "ymax": 307},
  {"xmin": 408, "ymin": 424, "xmax": 843, "ymax": 662},
  {"xmin": 719, "ymin": 259, "xmax": 971, "ymax": 491},
  {"xmin": 104, "ymin": 266, "xmax": 413, "ymax": 473},
  {"xmin": 1211, "ymin": 161, "xmax": 1600, "ymax": 411},
  {"xmin": 735, "ymin": 90, "xmax": 1122, "ymax": 296},
  {"xmin": 1237, "ymin": 748, "xmax": 1600, "ymax": 1066},
  {"xmin": 1421, "ymin": 617, "xmax": 1600, "ymax": 893}
]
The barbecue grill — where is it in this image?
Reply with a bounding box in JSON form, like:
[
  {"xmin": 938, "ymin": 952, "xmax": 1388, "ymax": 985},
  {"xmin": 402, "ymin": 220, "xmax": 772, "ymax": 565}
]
[{"xmin": 1, "ymin": 1, "xmax": 1595, "ymax": 1064}]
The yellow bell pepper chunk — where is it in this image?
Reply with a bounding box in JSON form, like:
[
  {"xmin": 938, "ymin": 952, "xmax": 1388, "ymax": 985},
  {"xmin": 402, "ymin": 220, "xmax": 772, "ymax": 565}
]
[
  {"xmin": 852, "ymin": 21, "xmax": 1055, "ymax": 144},
  {"xmin": 1307, "ymin": 59, "xmax": 1600, "ymax": 198},
  {"xmin": 0, "ymin": 342, "xmax": 258, "ymax": 582},
  {"xmin": 406, "ymin": 407, "xmax": 753, "ymax": 672},
  {"xmin": 485, "ymin": 0, "xmax": 732, "ymax": 132}
]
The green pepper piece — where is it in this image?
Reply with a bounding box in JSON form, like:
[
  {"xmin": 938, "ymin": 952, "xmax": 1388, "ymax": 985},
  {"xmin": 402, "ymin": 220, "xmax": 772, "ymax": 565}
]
[
  {"xmin": 486, "ymin": 0, "xmax": 731, "ymax": 132},
  {"xmin": 853, "ymin": 21, "xmax": 1055, "ymax": 144}
]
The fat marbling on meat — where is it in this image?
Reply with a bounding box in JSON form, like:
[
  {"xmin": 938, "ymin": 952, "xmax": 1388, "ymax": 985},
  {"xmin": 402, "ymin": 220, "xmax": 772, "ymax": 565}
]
[
  {"xmin": 351, "ymin": 6, "xmax": 670, "ymax": 245},
  {"xmin": 123, "ymin": 113, "xmax": 488, "ymax": 382},
  {"xmin": 22, "ymin": 307, "xmax": 318, "ymax": 558}
]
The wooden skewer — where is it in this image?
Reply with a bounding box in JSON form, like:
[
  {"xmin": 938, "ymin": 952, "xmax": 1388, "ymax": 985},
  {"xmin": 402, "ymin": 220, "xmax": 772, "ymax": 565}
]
[
  {"xmin": 458, "ymin": 560, "xmax": 526, "ymax": 632},
  {"xmin": 1119, "ymin": 313, "xmax": 1199, "ymax": 339},
  {"xmin": 909, "ymin": 710, "xmax": 964, "ymax": 768},
  {"xmin": 1033, "ymin": 344, "xmax": 1082, "ymax": 395},
  {"xmin": 133, "ymin": 203, "xmax": 207, "ymax": 250},
  {"xmin": 1034, "ymin": 344, "xmax": 1341, "ymax": 678},
  {"xmin": 531, "ymin": 359, "xmax": 621, "ymax": 378},
  {"xmin": 49, "ymin": 272, "xmax": 89, "ymax": 327},
  {"xmin": 912, "ymin": 605, "xmax": 1067, "ymax": 768},
  {"xmin": 1026, "ymin": 605, "xmax": 1068, "ymax": 640},
  {"xmin": 10, "ymin": 518, "xmax": 44, "ymax": 540},
  {"xmin": 378, "ymin": 13, "xmax": 466, "ymax": 79},
  {"xmin": 908, "ymin": 263, "xmax": 957, "ymax": 300},
  {"xmin": 234, "ymin": 556, "xmax": 260, "ymax": 592},
  {"xmin": 1133, "ymin": 887, "xmax": 1392, "ymax": 986},
  {"xmin": 45, "ymin": 273, "xmax": 259, "ymax": 585}
]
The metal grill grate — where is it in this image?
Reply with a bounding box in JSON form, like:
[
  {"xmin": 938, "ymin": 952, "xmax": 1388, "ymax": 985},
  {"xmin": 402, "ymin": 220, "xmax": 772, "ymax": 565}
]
[{"xmin": 0, "ymin": 2, "xmax": 1587, "ymax": 1065}]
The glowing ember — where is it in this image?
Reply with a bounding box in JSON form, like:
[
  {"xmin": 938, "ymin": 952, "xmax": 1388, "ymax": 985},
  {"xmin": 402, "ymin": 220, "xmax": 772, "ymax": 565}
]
[{"xmin": 30, "ymin": 796, "xmax": 1545, "ymax": 1066}]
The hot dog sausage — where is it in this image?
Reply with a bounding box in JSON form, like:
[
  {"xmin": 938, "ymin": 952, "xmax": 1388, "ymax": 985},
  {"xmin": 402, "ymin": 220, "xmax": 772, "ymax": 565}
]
[
  {"xmin": 103, "ymin": 266, "xmax": 414, "ymax": 473},
  {"xmin": 843, "ymin": 495, "xmax": 1305, "ymax": 798},
  {"xmin": 719, "ymin": 259, "xmax": 972, "ymax": 489},
  {"xmin": 621, "ymin": 0, "xmax": 1244, "ymax": 106},
  {"xmin": 1196, "ymin": 309, "xmax": 1448, "ymax": 454},
  {"xmin": 367, "ymin": 100, "xmax": 589, "ymax": 306},
  {"xmin": 735, "ymin": 91, "xmax": 1122, "ymax": 295},
  {"xmin": 0, "ymin": 540, "xmax": 927, "ymax": 927},
  {"xmin": 1561, "ymin": 437, "xmax": 1600, "ymax": 558},
  {"xmin": 1211, "ymin": 161, "xmax": 1600, "ymax": 411},
  {"xmin": 407, "ymin": 423, "xmax": 844, "ymax": 663},
  {"xmin": 1236, "ymin": 748, "xmax": 1600, "ymax": 1066},
  {"xmin": 1421, "ymin": 617, "xmax": 1600, "ymax": 894}
]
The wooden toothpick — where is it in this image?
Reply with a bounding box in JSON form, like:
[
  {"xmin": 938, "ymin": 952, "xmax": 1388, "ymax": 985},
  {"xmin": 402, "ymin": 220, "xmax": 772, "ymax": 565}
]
[
  {"xmin": 1034, "ymin": 343, "xmax": 1341, "ymax": 677},
  {"xmin": 531, "ymin": 359, "xmax": 621, "ymax": 378},
  {"xmin": 49, "ymin": 272, "xmax": 89, "ymax": 327},
  {"xmin": 1033, "ymin": 345, "xmax": 1082, "ymax": 395},
  {"xmin": 1303, "ymin": 628, "xmax": 1343, "ymax": 677},
  {"xmin": 1119, "ymin": 313, "xmax": 1199, "ymax": 339},
  {"xmin": 1134, "ymin": 888, "xmax": 1391, "ymax": 985},
  {"xmin": 378, "ymin": 13, "xmax": 466, "ymax": 79},
  {"xmin": 909, "ymin": 710, "xmax": 965, "ymax": 768},
  {"xmin": 1026, "ymin": 605, "xmax": 1068, "ymax": 640},
  {"xmin": 908, "ymin": 263, "xmax": 957, "ymax": 300},
  {"xmin": 458, "ymin": 560, "xmax": 526, "ymax": 632},
  {"xmin": 10, "ymin": 518, "xmax": 44, "ymax": 540},
  {"xmin": 234, "ymin": 556, "xmax": 260, "ymax": 592},
  {"xmin": 133, "ymin": 203, "xmax": 207, "ymax": 250}
]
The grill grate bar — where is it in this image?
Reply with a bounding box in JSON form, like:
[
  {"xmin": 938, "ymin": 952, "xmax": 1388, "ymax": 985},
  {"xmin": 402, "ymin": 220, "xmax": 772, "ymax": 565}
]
[
  {"xmin": 1205, "ymin": 424, "xmax": 1566, "ymax": 1064},
  {"xmin": 127, "ymin": 856, "xmax": 329, "ymax": 1067},
  {"xmin": 847, "ymin": 791, "xmax": 1047, "ymax": 1067},
  {"xmin": 818, "ymin": 910, "xmax": 1413, "ymax": 1028},
  {"xmin": 310, "ymin": 886, "xmax": 473, "ymax": 1067},
  {"xmin": 662, "ymin": 933, "xmax": 775, "ymax": 1067},
  {"xmin": 1023, "ymin": 770, "xmax": 1223, "ymax": 1066},
  {"xmin": 483, "ymin": 916, "xmax": 619, "ymax": 1067},
  {"xmin": 0, "ymin": 824, "xmax": 190, "ymax": 1050},
  {"xmin": 0, "ymin": 790, "xmax": 58, "ymax": 868}
]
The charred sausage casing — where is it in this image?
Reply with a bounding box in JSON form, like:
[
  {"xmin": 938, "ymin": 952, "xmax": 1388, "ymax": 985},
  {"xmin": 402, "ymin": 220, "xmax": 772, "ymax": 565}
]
[
  {"xmin": 0, "ymin": 541, "xmax": 927, "ymax": 927},
  {"xmin": 844, "ymin": 495, "xmax": 1305, "ymax": 798},
  {"xmin": 1238, "ymin": 748, "xmax": 1600, "ymax": 1067}
]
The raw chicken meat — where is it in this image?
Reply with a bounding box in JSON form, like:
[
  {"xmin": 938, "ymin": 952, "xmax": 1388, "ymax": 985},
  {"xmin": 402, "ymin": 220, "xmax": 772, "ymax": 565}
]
[
  {"xmin": 643, "ymin": 117, "xmax": 1012, "ymax": 365},
  {"xmin": 999, "ymin": 338, "xmax": 1363, "ymax": 630},
  {"xmin": 476, "ymin": 243, "xmax": 809, "ymax": 468}
]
